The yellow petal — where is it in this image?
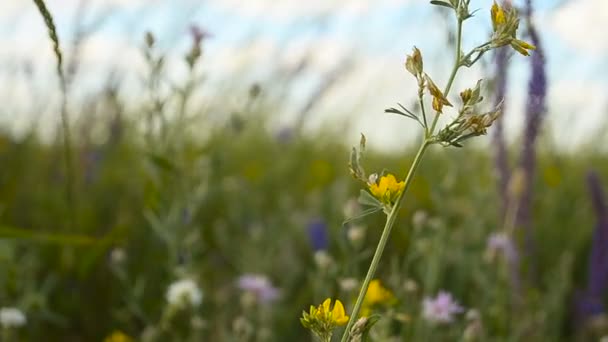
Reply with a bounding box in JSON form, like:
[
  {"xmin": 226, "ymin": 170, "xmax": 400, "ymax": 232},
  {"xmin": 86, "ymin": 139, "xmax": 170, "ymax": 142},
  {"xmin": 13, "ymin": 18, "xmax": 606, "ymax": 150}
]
[
  {"xmin": 322, "ymin": 298, "xmax": 332, "ymax": 313},
  {"xmin": 332, "ymin": 300, "xmax": 349, "ymax": 325}
]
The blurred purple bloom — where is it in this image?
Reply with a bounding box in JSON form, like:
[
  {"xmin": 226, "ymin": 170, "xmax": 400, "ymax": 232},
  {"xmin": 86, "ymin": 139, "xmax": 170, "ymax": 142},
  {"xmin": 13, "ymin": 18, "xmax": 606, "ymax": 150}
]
[
  {"xmin": 487, "ymin": 232, "xmax": 517, "ymax": 261},
  {"xmin": 575, "ymin": 171, "xmax": 608, "ymax": 326},
  {"xmin": 276, "ymin": 126, "xmax": 294, "ymax": 144},
  {"xmin": 587, "ymin": 172, "xmax": 608, "ymax": 296},
  {"xmin": 422, "ymin": 291, "xmax": 464, "ymax": 324},
  {"xmin": 189, "ymin": 25, "xmax": 211, "ymax": 45},
  {"xmin": 237, "ymin": 274, "xmax": 280, "ymax": 303},
  {"xmin": 492, "ymin": 44, "xmax": 511, "ymax": 216},
  {"xmin": 83, "ymin": 149, "xmax": 104, "ymax": 184},
  {"xmin": 307, "ymin": 218, "xmax": 328, "ymax": 251},
  {"xmin": 515, "ymin": 0, "xmax": 547, "ymax": 277}
]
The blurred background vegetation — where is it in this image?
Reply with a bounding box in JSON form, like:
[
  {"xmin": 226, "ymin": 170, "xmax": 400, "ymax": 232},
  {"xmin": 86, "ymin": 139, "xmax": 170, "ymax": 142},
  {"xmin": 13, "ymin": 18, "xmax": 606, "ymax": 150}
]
[{"xmin": 1, "ymin": 0, "xmax": 607, "ymax": 341}]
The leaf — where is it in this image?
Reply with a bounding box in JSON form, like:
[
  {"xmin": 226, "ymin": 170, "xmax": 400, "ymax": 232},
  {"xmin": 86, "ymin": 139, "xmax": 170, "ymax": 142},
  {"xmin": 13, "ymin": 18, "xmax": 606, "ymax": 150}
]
[
  {"xmin": 358, "ymin": 189, "xmax": 383, "ymax": 208},
  {"xmin": 0, "ymin": 225, "xmax": 99, "ymax": 246},
  {"xmin": 146, "ymin": 152, "xmax": 177, "ymax": 173},
  {"xmin": 429, "ymin": 0, "xmax": 454, "ymax": 9},
  {"xmin": 385, "ymin": 104, "xmax": 425, "ymax": 128},
  {"xmin": 362, "ymin": 315, "xmax": 382, "ymax": 341},
  {"xmin": 342, "ymin": 207, "xmax": 382, "ymax": 225}
]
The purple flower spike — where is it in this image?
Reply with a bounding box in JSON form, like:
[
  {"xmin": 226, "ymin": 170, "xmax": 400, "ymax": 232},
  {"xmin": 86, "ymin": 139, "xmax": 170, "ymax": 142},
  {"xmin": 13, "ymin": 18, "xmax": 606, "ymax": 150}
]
[
  {"xmin": 574, "ymin": 172, "xmax": 608, "ymax": 328},
  {"xmin": 586, "ymin": 172, "xmax": 608, "ymax": 299},
  {"xmin": 515, "ymin": 0, "xmax": 547, "ymax": 278},
  {"xmin": 492, "ymin": 1, "xmax": 513, "ymax": 217}
]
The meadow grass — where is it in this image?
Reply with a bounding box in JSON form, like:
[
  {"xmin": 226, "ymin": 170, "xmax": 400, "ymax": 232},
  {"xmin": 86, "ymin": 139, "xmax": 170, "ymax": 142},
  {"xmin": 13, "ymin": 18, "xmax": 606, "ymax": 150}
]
[{"xmin": 1, "ymin": 0, "xmax": 605, "ymax": 340}]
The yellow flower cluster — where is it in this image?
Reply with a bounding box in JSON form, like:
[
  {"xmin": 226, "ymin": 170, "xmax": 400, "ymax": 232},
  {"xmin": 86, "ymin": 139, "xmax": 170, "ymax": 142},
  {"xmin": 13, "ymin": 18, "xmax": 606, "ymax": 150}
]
[
  {"xmin": 361, "ymin": 279, "xmax": 395, "ymax": 316},
  {"xmin": 301, "ymin": 298, "xmax": 349, "ymax": 340},
  {"xmin": 490, "ymin": 1, "xmax": 536, "ymax": 56},
  {"xmin": 369, "ymin": 174, "xmax": 405, "ymax": 207},
  {"xmin": 103, "ymin": 331, "xmax": 132, "ymax": 342}
]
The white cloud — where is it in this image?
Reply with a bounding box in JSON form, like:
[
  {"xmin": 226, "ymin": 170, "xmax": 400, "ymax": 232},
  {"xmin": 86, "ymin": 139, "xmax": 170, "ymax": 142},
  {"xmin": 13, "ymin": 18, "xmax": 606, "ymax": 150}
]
[
  {"xmin": 207, "ymin": 0, "xmax": 423, "ymax": 19},
  {"xmin": 549, "ymin": 0, "xmax": 608, "ymax": 56}
]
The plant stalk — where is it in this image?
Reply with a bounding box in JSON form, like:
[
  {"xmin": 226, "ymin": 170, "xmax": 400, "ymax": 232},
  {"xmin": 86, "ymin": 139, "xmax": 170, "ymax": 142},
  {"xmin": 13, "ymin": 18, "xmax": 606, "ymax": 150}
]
[
  {"xmin": 340, "ymin": 140, "xmax": 430, "ymax": 341},
  {"xmin": 430, "ymin": 18, "xmax": 463, "ymax": 135}
]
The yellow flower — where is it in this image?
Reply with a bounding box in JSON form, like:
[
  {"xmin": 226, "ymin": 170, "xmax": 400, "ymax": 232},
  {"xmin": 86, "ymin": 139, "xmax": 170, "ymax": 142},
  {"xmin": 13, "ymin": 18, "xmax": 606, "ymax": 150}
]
[
  {"xmin": 491, "ymin": 1, "xmax": 506, "ymax": 31},
  {"xmin": 361, "ymin": 279, "xmax": 396, "ymax": 316},
  {"xmin": 510, "ymin": 39, "xmax": 536, "ymax": 56},
  {"xmin": 301, "ymin": 298, "xmax": 350, "ymax": 340},
  {"xmin": 369, "ymin": 174, "xmax": 405, "ymax": 206},
  {"xmin": 103, "ymin": 331, "xmax": 132, "ymax": 342}
]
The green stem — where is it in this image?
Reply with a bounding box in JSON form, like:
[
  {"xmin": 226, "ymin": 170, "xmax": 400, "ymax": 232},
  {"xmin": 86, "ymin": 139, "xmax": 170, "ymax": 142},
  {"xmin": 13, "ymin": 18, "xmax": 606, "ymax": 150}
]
[
  {"xmin": 340, "ymin": 140, "xmax": 430, "ymax": 341},
  {"xmin": 31, "ymin": 0, "xmax": 75, "ymax": 228},
  {"xmin": 419, "ymin": 93, "xmax": 429, "ymax": 136},
  {"xmin": 429, "ymin": 18, "xmax": 463, "ymax": 135}
]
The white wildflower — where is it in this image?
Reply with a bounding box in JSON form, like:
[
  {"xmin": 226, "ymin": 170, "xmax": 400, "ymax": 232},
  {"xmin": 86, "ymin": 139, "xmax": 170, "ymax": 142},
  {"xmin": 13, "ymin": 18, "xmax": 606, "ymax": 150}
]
[
  {"xmin": 0, "ymin": 307, "xmax": 26, "ymax": 328},
  {"xmin": 166, "ymin": 278, "xmax": 203, "ymax": 309}
]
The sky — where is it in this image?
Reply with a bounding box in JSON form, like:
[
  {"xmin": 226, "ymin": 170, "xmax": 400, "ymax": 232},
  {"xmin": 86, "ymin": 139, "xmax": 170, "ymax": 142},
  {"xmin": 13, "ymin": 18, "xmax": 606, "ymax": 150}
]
[{"xmin": 0, "ymin": 0, "xmax": 606, "ymax": 150}]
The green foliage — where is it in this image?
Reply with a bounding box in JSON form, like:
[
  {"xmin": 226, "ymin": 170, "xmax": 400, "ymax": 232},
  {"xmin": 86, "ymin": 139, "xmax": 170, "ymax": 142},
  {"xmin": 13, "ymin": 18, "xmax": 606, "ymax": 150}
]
[{"xmin": 2, "ymin": 2, "xmax": 605, "ymax": 339}]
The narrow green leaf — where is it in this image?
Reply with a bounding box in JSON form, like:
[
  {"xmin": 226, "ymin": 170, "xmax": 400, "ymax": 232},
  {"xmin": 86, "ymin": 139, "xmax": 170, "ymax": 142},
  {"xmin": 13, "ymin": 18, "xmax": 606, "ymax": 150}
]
[
  {"xmin": 430, "ymin": 0, "xmax": 454, "ymax": 9},
  {"xmin": 146, "ymin": 153, "xmax": 177, "ymax": 173},
  {"xmin": 385, "ymin": 107, "xmax": 425, "ymax": 128},
  {"xmin": 342, "ymin": 207, "xmax": 382, "ymax": 225},
  {"xmin": 0, "ymin": 225, "xmax": 99, "ymax": 246},
  {"xmin": 358, "ymin": 189, "xmax": 383, "ymax": 208},
  {"xmin": 397, "ymin": 103, "xmax": 417, "ymax": 118}
]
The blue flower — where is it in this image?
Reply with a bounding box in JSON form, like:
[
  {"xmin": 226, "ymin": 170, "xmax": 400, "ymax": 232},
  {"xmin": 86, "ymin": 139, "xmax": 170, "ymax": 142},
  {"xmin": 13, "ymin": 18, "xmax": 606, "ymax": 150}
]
[{"xmin": 308, "ymin": 218, "xmax": 328, "ymax": 251}]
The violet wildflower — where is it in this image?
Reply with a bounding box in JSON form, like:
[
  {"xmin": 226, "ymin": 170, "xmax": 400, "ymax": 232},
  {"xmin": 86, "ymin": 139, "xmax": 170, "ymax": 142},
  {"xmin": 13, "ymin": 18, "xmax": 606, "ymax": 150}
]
[
  {"xmin": 485, "ymin": 232, "xmax": 517, "ymax": 261},
  {"xmin": 422, "ymin": 291, "xmax": 464, "ymax": 324},
  {"xmin": 492, "ymin": 43, "xmax": 511, "ymax": 215},
  {"xmin": 308, "ymin": 218, "xmax": 328, "ymax": 251},
  {"xmin": 575, "ymin": 172, "xmax": 608, "ymax": 327},
  {"xmin": 237, "ymin": 274, "xmax": 280, "ymax": 303},
  {"xmin": 185, "ymin": 25, "xmax": 210, "ymax": 68},
  {"xmin": 275, "ymin": 126, "xmax": 294, "ymax": 144},
  {"xmin": 189, "ymin": 25, "xmax": 210, "ymax": 45},
  {"xmin": 587, "ymin": 172, "xmax": 608, "ymax": 297},
  {"xmin": 515, "ymin": 0, "xmax": 547, "ymax": 265}
]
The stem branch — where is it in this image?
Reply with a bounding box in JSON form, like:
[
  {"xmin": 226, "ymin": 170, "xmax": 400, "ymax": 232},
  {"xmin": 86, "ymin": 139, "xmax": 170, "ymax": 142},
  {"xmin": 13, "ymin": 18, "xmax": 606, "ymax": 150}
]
[{"xmin": 430, "ymin": 18, "xmax": 463, "ymax": 135}]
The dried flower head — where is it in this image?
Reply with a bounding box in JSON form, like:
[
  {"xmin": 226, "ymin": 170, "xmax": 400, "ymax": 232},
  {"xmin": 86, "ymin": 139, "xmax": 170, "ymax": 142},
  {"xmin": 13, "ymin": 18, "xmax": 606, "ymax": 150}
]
[
  {"xmin": 405, "ymin": 47, "xmax": 424, "ymax": 77},
  {"xmin": 425, "ymin": 74, "xmax": 452, "ymax": 113}
]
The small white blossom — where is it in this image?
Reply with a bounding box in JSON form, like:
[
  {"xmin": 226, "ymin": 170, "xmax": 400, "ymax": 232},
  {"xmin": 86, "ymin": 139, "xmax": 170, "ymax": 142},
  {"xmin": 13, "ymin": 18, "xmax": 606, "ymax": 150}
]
[
  {"xmin": 412, "ymin": 210, "xmax": 428, "ymax": 228},
  {"xmin": 313, "ymin": 250, "xmax": 333, "ymax": 270},
  {"xmin": 166, "ymin": 279, "xmax": 203, "ymax": 309},
  {"xmin": 347, "ymin": 225, "xmax": 366, "ymax": 245},
  {"xmin": 422, "ymin": 291, "xmax": 464, "ymax": 324},
  {"xmin": 0, "ymin": 307, "xmax": 26, "ymax": 328},
  {"xmin": 339, "ymin": 278, "xmax": 359, "ymax": 292}
]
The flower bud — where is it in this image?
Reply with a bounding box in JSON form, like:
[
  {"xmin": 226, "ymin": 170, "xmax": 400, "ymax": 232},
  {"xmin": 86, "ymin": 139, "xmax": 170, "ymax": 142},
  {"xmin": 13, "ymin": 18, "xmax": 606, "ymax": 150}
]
[{"xmin": 405, "ymin": 47, "xmax": 424, "ymax": 77}]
